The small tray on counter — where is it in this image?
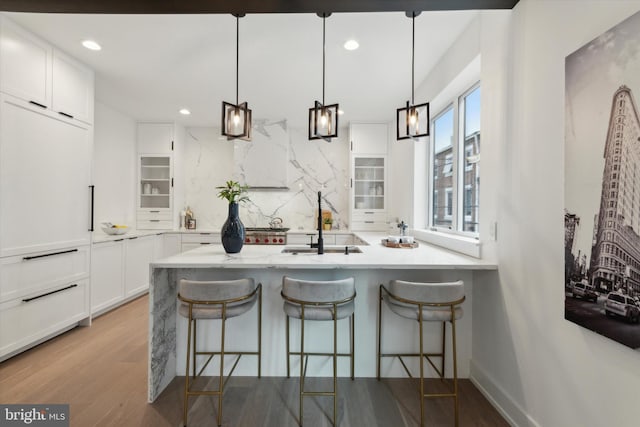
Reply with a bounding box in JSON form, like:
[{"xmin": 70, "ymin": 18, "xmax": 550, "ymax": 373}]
[{"xmin": 381, "ymin": 239, "xmax": 419, "ymax": 249}]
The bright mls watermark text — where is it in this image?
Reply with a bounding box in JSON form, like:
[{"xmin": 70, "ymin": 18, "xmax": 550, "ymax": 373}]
[{"xmin": 1, "ymin": 405, "xmax": 69, "ymax": 426}]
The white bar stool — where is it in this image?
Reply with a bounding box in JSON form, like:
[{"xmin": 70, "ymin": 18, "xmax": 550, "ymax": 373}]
[
  {"xmin": 281, "ymin": 276, "xmax": 356, "ymax": 426},
  {"xmin": 178, "ymin": 278, "xmax": 262, "ymax": 427},
  {"xmin": 377, "ymin": 279, "xmax": 465, "ymax": 427}
]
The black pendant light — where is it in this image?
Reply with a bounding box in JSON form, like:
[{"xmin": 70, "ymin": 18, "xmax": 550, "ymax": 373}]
[
  {"xmin": 309, "ymin": 13, "xmax": 339, "ymax": 142},
  {"xmin": 397, "ymin": 11, "xmax": 429, "ymax": 141},
  {"xmin": 222, "ymin": 14, "xmax": 252, "ymax": 141}
]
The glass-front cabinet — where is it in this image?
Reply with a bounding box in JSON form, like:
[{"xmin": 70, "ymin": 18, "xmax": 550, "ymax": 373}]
[
  {"xmin": 353, "ymin": 157, "xmax": 385, "ymax": 210},
  {"xmin": 137, "ymin": 155, "xmax": 173, "ymax": 229},
  {"xmin": 350, "ymin": 155, "xmax": 387, "ymax": 231}
]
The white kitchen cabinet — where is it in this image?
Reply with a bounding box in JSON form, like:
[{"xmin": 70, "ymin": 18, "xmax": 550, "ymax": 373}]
[
  {"xmin": 137, "ymin": 123, "xmax": 175, "ymax": 154},
  {"xmin": 162, "ymin": 233, "xmax": 182, "ymax": 258},
  {"xmin": 0, "ymin": 94, "xmax": 92, "ymax": 257},
  {"xmin": 0, "ymin": 17, "xmax": 94, "ymax": 126},
  {"xmin": 181, "ymin": 232, "xmax": 221, "ymax": 252},
  {"xmin": 90, "ymin": 240, "xmax": 125, "ymax": 314},
  {"xmin": 52, "ymin": 49, "xmax": 94, "ymax": 125},
  {"xmin": 137, "ymin": 154, "xmax": 173, "ymax": 230},
  {"xmin": 0, "ymin": 16, "xmax": 52, "ymax": 108},
  {"xmin": 350, "ymin": 122, "xmax": 388, "ymax": 154},
  {"xmin": 350, "ymin": 155, "xmax": 388, "ymax": 231},
  {"xmin": 0, "ymin": 278, "xmax": 89, "ymax": 361},
  {"xmin": 124, "ymin": 235, "xmax": 155, "ymax": 297}
]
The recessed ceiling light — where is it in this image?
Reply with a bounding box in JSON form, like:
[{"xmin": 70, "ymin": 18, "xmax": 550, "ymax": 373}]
[
  {"xmin": 338, "ymin": 109, "xmax": 345, "ymax": 115},
  {"xmin": 179, "ymin": 108, "xmax": 191, "ymax": 115},
  {"xmin": 81, "ymin": 40, "xmax": 101, "ymax": 51},
  {"xmin": 343, "ymin": 40, "xmax": 359, "ymax": 51}
]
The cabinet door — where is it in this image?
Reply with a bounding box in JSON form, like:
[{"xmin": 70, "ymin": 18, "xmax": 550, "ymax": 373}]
[
  {"xmin": 352, "ymin": 156, "xmax": 386, "ymax": 211},
  {"xmin": 124, "ymin": 236, "xmax": 154, "ymax": 297},
  {"xmin": 0, "ymin": 17, "xmax": 52, "ymax": 108},
  {"xmin": 350, "ymin": 123, "xmax": 388, "ymax": 154},
  {"xmin": 163, "ymin": 234, "xmax": 182, "ymax": 257},
  {"xmin": 137, "ymin": 123, "xmax": 174, "ymax": 154},
  {"xmin": 0, "ymin": 95, "xmax": 91, "ymax": 257},
  {"xmin": 52, "ymin": 49, "xmax": 94, "ymax": 125},
  {"xmin": 91, "ymin": 241, "xmax": 124, "ymax": 313}
]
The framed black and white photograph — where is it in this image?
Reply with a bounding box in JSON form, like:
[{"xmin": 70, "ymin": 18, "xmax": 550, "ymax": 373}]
[{"xmin": 565, "ymin": 10, "xmax": 640, "ymax": 349}]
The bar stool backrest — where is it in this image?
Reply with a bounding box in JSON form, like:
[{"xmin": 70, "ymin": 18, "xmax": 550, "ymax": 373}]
[
  {"xmin": 179, "ymin": 278, "xmax": 256, "ymax": 306},
  {"xmin": 389, "ymin": 280, "xmax": 465, "ymax": 306},
  {"xmin": 282, "ymin": 277, "xmax": 355, "ymax": 303}
]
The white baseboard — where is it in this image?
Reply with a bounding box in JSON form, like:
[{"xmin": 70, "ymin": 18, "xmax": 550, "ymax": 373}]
[{"xmin": 469, "ymin": 360, "xmax": 541, "ymax": 427}]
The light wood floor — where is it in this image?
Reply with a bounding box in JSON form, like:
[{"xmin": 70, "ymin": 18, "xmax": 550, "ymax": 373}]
[{"xmin": 0, "ymin": 295, "xmax": 509, "ymax": 427}]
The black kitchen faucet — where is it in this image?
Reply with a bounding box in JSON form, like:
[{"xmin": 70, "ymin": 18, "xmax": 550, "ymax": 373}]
[{"xmin": 310, "ymin": 191, "xmax": 324, "ymax": 254}]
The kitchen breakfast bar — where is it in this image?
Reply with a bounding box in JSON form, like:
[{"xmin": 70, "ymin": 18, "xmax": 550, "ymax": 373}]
[{"xmin": 147, "ymin": 233, "xmax": 497, "ymax": 402}]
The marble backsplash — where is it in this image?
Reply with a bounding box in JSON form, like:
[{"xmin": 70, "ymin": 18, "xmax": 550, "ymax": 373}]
[{"xmin": 182, "ymin": 122, "xmax": 349, "ymax": 231}]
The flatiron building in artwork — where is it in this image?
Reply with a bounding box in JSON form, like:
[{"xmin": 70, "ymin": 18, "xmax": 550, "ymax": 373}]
[{"xmin": 590, "ymin": 86, "xmax": 640, "ymax": 295}]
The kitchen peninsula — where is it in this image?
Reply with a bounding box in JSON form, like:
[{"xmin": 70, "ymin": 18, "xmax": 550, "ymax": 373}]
[{"xmin": 148, "ymin": 233, "xmax": 497, "ymax": 401}]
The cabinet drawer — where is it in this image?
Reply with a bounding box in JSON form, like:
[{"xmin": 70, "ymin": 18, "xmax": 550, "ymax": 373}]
[
  {"xmin": 181, "ymin": 233, "xmax": 221, "ymax": 244},
  {"xmin": 0, "ymin": 246, "xmax": 89, "ymax": 303},
  {"xmin": 0, "ymin": 279, "xmax": 89, "ymax": 359},
  {"xmin": 137, "ymin": 220, "xmax": 173, "ymax": 230},
  {"xmin": 351, "ymin": 211, "xmax": 386, "ymax": 222},
  {"xmin": 137, "ymin": 210, "xmax": 172, "ymax": 220}
]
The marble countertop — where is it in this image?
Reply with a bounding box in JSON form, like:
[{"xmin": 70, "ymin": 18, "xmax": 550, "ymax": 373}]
[
  {"xmin": 93, "ymin": 228, "xmax": 369, "ymax": 243},
  {"xmin": 151, "ymin": 232, "xmax": 497, "ymax": 270}
]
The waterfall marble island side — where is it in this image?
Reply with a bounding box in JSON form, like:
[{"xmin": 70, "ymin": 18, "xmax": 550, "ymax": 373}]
[{"xmin": 147, "ymin": 233, "xmax": 497, "ymax": 402}]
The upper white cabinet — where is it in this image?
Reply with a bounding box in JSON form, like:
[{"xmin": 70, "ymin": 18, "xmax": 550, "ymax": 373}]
[
  {"xmin": 0, "ymin": 16, "xmax": 94, "ymax": 125},
  {"xmin": 350, "ymin": 122, "xmax": 388, "ymax": 154},
  {"xmin": 52, "ymin": 49, "xmax": 94, "ymax": 124},
  {"xmin": 137, "ymin": 123, "xmax": 175, "ymax": 154},
  {"xmin": 0, "ymin": 16, "xmax": 51, "ymax": 108}
]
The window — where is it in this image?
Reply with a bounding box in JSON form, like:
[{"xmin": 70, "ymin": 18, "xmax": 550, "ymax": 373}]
[
  {"xmin": 428, "ymin": 83, "xmax": 480, "ymax": 235},
  {"xmin": 431, "ymin": 107, "xmax": 454, "ymax": 228}
]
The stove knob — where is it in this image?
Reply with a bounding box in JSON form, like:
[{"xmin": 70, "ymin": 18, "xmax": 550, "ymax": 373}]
[
  {"xmin": 255, "ymin": 238, "xmax": 260, "ymax": 243},
  {"xmin": 245, "ymin": 238, "xmax": 250, "ymax": 243},
  {"xmin": 278, "ymin": 238, "xmax": 284, "ymax": 243},
  {"xmin": 272, "ymin": 238, "xmax": 277, "ymax": 243}
]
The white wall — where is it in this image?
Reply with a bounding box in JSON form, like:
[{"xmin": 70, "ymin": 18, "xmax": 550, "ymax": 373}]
[
  {"xmin": 93, "ymin": 101, "xmax": 136, "ymax": 228},
  {"xmin": 472, "ymin": 1, "xmax": 640, "ymax": 427}
]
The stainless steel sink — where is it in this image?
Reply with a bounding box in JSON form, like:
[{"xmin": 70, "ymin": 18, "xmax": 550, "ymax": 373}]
[{"xmin": 281, "ymin": 246, "xmax": 362, "ymax": 254}]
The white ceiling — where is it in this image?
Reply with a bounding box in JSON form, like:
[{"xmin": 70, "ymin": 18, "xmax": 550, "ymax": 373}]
[{"xmin": 5, "ymin": 11, "xmax": 477, "ymax": 127}]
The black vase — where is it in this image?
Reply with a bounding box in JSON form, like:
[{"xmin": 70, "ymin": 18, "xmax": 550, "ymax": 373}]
[{"xmin": 221, "ymin": 202, "xmax": 245, "ymax": 253}]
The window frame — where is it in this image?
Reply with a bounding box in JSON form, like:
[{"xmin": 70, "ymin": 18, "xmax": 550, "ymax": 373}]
[{"xmin": 427, "ymin": 81, "xmax": 480, "ymax": 237}]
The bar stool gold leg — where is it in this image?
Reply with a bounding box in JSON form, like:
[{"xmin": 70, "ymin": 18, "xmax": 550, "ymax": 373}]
[
  {"xmin": 183, "ymin": 307, "xmax": 193, "ymax": 427},
  {"xmin": 299, "ymin": 307, "xmax": 305, "ymax": 427},
  {"xmin": 350, "ymin": 312, "xmax": 355, "ymax": 380},
  {"xmin": 217, "ymin": 312, "xmax": 227, "ymax": 427},
  {"xmin": 258, "ymin": 286, "xmax": 262, "ymax": 378},
  {"xmin": 419, "ymin": 305, "xmax": 425, "ymax": 427},
  {"xmin": 441, "ymin": 321, "xmax": 446, "ymax": 381},
  {"xmin": 377, "ymin": 286, "xmax": 382, "ymax": 380},
  {"xmin": 192, "ymin": 319, "xmax": 197, "ymax": 379},
  {"xmin": 286, "ymin": 315, "xmax": 291, "ymax": 378},
  {"xmin": 333, "ymin": 306, "xmax": 338, "ymax": 426},
  {"xmin": 452, "ymin": 309, "xmax": 459, "ymax": 427}
]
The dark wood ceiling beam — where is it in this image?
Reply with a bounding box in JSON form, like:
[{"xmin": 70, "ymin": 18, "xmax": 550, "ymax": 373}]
[{"xmin": 0, "ymin": 0, "xmax": 520, "ymax": 14}]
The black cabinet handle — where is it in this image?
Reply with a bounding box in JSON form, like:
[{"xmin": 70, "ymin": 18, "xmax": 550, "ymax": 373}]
[
  {"xmin": 150, "ymin": 220, "xmax": 160, "ymax": 222},
  {"xmin": 58, "ymin": 111, "xmax": 74, "ymax": 119},
  {"xmin": 150, "ymin": 210, "xmax": 160, "ymax": 213},
  {"xmin": 23, "ymin": 248, "xmax": 78, "ymax": 261},
  {"xmin": 200, "ymin": 242, "xmax": 211, "ymax": 245},
  {"xmin": 22, "ymin": 284, "xmax": 78, "ymax": 303},
  {"xmin": 89, "ymin": 185, "xmax": 95, "ymax": 231},
  {"xmin": 29, "ymin": 100, "xmax": 47, "ymax": 109}
]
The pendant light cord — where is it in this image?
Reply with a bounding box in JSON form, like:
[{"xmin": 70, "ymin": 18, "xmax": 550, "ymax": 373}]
[
  {"xmin": 236, "ymin": 15, "xmax": 239, "ymax": 105},
  {"xmin": 411, "ymin": 13, "xmax": 415, "ymax": 105},
  {"xmin": 322, "ymin": 15, "xmax": 326, "ymax": 105}
]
